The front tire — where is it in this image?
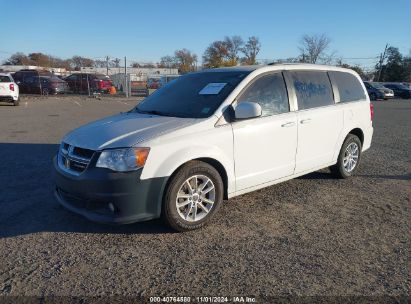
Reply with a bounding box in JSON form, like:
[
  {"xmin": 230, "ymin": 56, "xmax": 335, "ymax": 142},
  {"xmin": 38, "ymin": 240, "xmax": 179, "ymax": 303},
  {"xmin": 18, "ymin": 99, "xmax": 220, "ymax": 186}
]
[
  {"xmin": 330, "ymin": 134, "xmax": 362, "ymax": 179},
  {"xmin": 162, "ymin": 161, "xmax": 224, "ymax": 232}
]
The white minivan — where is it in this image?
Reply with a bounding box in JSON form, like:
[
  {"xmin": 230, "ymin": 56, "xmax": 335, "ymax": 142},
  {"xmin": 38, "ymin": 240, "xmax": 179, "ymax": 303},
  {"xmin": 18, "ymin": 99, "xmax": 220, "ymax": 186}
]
[{"xmin": 54, "ymin": 64, "xmax": 373, "ymax": 231}]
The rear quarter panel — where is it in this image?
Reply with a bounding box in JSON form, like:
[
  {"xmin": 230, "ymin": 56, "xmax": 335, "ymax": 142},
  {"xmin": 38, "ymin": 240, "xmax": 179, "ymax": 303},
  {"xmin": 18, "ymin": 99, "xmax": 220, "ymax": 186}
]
[{"xmin": 332, "ymin": 100, "xmax": 373, "ymax": 162}]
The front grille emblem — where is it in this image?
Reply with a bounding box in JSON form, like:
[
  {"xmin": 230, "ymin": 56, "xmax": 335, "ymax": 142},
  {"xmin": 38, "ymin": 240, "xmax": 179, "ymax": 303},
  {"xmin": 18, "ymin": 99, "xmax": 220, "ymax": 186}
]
[
  {"xmin": 68, "ymin": 145, "xmax": 74, "ymax": 156},
  {"xmin": 64, "ymin": 157, "xmax": 70, "ymax": 168},
  {"xmin": 59, "ymin": 143, "xmax": 93, "ymax": 175}
]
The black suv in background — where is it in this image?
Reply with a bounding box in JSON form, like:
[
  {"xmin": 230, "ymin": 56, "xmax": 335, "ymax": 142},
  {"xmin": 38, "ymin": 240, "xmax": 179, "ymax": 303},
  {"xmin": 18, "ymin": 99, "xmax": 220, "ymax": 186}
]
[
  {"xmin": 383, "ymin": 83, "xmax": 411, "ymax": 99},
  {"xmin": 12, "ymin": 70, "xmax": 69, "ymax": 94},
  {"xmin": 13, "ymin": 69, "xmax": 51, "ymax": 94}
]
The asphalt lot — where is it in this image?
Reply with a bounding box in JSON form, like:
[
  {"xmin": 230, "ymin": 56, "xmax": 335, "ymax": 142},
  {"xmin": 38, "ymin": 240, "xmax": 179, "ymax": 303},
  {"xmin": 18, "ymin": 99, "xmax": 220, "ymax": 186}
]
[{"xmin": 0, "ymin": 95, "xmax": 410, "ymax": 302}]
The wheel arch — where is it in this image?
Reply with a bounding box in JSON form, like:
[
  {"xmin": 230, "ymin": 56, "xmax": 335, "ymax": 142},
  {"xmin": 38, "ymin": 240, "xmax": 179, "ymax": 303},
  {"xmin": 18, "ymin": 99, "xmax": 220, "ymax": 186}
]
[
  {"xmin": 333, "ymin": 127, "xmax": 365, "ymax": 163},
  {"xmin": 196, "ymin": 157, "xmax": 229, "ymax": 200},
  {"xmin": 348, "ymin": 128, "xmax": 364, "ymax": 145},
  {"xmin": 162, "ymin": 157, "xmax": 229, "ymax": 202}
]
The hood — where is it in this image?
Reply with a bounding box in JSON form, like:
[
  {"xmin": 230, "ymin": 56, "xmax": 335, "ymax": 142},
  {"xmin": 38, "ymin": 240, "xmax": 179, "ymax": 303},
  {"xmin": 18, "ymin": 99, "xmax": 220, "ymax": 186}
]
[{"xmin": 63, "ymin": 112, "xmax": 197, "ymax": 150}]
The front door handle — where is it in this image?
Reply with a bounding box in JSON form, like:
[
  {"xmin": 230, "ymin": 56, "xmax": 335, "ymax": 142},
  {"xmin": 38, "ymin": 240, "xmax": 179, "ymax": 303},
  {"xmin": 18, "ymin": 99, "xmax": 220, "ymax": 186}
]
[
  {"xmin": 281, "ymin": 122, "xmax": 295, "ymax": 127},
  {"xmin": 300, "ymin": 119, "xmax": 312, "ymax": 124}
]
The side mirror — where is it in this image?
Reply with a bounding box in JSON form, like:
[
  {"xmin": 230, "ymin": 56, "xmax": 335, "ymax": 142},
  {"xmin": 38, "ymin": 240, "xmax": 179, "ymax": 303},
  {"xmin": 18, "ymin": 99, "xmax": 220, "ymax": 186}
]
[{"xmin": 234, "ymin": 101, "xmax": 262, "ymax": 120}]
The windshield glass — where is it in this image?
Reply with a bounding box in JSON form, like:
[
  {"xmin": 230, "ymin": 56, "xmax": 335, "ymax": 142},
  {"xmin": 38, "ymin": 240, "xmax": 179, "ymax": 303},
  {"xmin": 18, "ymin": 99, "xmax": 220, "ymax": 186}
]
[
  {"xmin": 134, "ymin": 71, "xmax": 250, "ymax": 118},
  {"xmin": 386, "ymin": 83, "xmax": 407, "ymax": 89},
  {"xmin": 370, "ymin": 82, "xmax": 384, "ymax": 89}
]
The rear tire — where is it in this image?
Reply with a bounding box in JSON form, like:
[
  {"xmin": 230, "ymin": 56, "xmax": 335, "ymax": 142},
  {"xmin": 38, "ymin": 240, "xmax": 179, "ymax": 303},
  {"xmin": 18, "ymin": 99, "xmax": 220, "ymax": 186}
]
[
  {"xmin": 330, "ymin": 134, "xmax": 362, "ymax": 179},
  {"xmin": 13, "ymin": 98, "xmax": 19, "ymax": 106},
  {"xmin": 162, "ymin": 161, "xmax": 224, "ymax": 232}
]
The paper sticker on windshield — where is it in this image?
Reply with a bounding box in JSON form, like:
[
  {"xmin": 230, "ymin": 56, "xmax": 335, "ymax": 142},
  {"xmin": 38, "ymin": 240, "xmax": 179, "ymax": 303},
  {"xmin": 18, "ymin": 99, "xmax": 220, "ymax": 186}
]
[{"xmin": 199, "ymin": 83, "xmax": 227, "ymax": 95}]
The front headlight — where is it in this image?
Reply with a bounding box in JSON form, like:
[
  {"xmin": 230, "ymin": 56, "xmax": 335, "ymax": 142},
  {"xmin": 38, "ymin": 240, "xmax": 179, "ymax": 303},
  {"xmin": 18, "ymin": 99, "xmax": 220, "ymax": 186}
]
[{"xmin": 96, "ymin": 148, "xmax": 150, "ymax": 172}]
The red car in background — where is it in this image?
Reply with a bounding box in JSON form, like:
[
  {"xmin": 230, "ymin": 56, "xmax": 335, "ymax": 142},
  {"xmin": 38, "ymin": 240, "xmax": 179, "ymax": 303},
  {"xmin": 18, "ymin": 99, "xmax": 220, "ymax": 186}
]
[{"xmin": 64, "ymin": 73, "xmax": 113, "ymax": 94}]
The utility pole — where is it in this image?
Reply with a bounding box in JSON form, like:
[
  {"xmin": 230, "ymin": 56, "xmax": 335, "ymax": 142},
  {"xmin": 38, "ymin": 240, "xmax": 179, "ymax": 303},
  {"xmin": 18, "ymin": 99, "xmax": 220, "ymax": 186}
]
[
  {"xmin": 105, "ymin": 55, "xmax": 110, "ymax": 76},
  {"xmin": 124, "ymin": 56, "xmax": 128, "ymax": 98},
  {"xmin": 377, "ymin": 44, "xmax": 388, "ymax": 82}
]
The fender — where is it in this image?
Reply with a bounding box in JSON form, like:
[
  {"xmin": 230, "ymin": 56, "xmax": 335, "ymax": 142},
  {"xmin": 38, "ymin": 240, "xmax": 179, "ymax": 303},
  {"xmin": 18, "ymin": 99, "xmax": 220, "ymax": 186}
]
[{"xmin": 140, "ymin": 126, "xmax": 236, "ymax": 195}]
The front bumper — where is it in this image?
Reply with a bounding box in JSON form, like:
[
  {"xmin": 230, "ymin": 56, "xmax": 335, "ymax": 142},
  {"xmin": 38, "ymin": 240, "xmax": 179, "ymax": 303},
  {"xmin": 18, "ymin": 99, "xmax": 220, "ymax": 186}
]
[
  {"xmin": 51, "ymin": 87, "xmax": 69, "ymax": 94},
  {"xmin": 53, "ymin": 156, "xmax": 168, "ymax": 224}
]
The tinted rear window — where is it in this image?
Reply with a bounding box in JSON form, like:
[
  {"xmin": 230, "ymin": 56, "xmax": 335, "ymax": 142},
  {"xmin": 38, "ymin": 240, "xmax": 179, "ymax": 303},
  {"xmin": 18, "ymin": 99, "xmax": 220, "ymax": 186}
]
[
  {"xmin": 330, "ymin": 71, "xmax": 366, "ymax": 102},
  {"xmin": 290, "ymin": 71, "xmax": 334, "ymax": 110},
  {"xmin": 0, "ymin": 76, "xmax": 12, "ymax": 82}
]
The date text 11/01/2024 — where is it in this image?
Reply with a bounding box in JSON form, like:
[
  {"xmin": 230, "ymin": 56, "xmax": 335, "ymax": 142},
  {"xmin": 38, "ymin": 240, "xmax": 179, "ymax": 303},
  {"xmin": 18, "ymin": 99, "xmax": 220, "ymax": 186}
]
[{"xmin": 149, "ymin": 296, "xmax": 257, "ymax": 303}]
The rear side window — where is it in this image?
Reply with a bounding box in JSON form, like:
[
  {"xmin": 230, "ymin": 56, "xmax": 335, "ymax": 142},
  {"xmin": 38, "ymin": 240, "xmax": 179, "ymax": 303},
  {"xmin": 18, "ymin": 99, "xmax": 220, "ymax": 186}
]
[
  {"xmin": 95, "ymin": 74, "xmax": 109, "ymax": 80},
  {"xmin": 0, "ymin": 76, "xmax": 11, "ymax": 82},
  {"xmin": 330, "ymin": 71, "xmax": 366, "ymax": 102},
  {"xmin": 237, "ymin": 73, "xmax": 289, "ymax": 116},
  {"xmin": 66, "ymin": 75, "xmax": 78, "ymax": 81},
  {"xmin": 290, "ymin": 71, "xmax": 334, "ymax": 110}
]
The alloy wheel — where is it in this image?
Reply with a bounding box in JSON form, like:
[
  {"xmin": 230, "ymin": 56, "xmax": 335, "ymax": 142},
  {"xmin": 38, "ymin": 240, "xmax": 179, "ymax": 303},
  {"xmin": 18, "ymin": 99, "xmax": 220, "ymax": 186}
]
[
  {"xmin": 343, "ymin": 142, "xmax": 359, "ymax": 172},
  {"xmin": 175, "ymin": 175, "xmax": 216, "ymax": 222}
]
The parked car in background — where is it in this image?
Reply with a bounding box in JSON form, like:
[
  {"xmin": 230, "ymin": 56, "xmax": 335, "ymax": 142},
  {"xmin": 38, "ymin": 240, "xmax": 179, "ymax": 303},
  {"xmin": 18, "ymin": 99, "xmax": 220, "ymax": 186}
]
[
  {"xmin": 54, "ymin": 64, "xmax": 373, "ymax": 231},
  {"xmin": 400, "ymin": 82, "xmax": 411, "ymax": 89},
  {"xmin": 11, "ymin": 74, "xmax": 68, "ymax": 95},
  {"xmin": 64, "ymin": 73, "xmax": 113, "ymax": 94},
  {"xmin": 12, "ymin": 69, "xmax": 52, "ymax": 94},
  {"xmin": 147, "ymin": 75, "xmax": 180, "ymax": 90},
  {"xmin": 363, "ymin": 82, "xmax": 384, "ymax": 100},
  {"xmin": 363, "ymin": 82, "xmax": 394, "ymax": 100},
  {"xmin": 383, "ymin": 83, "xmax": 411, "ymax": 99},
  {"xmin": 147, "ymin": 76, "xmax": 161, "ymax": 89},
  {"xmin": 30, "ymin": 76, "xmax": 69, "ymax": 95},
  {"xmin": 0, "ymin": 73, "xmax": 19, "ymax": 106}
]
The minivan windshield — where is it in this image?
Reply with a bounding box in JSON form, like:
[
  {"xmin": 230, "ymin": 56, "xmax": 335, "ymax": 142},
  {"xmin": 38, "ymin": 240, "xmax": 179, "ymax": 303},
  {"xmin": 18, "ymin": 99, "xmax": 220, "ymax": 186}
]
[{"xmin": 134, "ymin": 71, "xmax": 250, "ymax": 118}]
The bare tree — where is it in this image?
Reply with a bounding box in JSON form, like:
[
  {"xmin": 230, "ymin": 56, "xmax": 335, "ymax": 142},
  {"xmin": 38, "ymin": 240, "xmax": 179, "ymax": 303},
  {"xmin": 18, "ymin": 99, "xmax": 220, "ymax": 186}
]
[
  {"xmin": 131, "ymin": 62, "xmax": 156, "ymax": 68},
  {"xmin": 94, "ymin": 60, "xmax": 106, "ymax": 68},
  {"xmin": 298, "ymin": 33, "xmax": 331, "ymax": 64},
  {"xmin": 224, "ymin": 36, "xmax": 244, "ymax": 65},
  {"xmin": 112, "ymin": 58, "xmax": 121, "ymax": 68},
  {"xmin": 241, "ymin": 36, "xmax": 261, "ymax": 65},
  {"xmin": 174, "ymin": 49, "xmax": 197, "ymax": 73},
  {"xmin": 203, "ymin": 40, "xmax": 230, "ymax": 68},
  {"xmin": 159, "ymin": 55, "xmax": 177, "ymax": 69},
  {"xmin": 71, "ymin": 56, "xmax": 94, "ymax": 70},
  {"xmin": 203, "ymin": 36, "xmax": 246, "ymax": 68}
]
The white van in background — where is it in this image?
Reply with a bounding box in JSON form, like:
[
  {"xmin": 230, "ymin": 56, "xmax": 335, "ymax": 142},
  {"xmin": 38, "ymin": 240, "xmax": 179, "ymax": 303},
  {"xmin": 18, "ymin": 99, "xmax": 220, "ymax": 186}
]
[{"xmin": 54, "ymin": 64, "xmax": 373, "ymax": 231}]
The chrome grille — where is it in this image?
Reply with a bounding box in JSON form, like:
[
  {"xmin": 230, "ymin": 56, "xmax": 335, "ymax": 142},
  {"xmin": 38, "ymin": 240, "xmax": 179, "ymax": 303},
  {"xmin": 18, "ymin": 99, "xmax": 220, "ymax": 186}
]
[{"xmin": 58, "ymin": 142, "xmax": 94, "ymax": 175}]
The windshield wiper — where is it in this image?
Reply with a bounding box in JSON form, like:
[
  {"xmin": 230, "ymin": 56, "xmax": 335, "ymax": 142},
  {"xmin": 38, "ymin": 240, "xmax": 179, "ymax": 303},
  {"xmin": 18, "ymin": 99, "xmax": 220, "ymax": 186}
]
[{"xmin": 134, "ymin": 108, "xmax": 173, "ymax": 117}]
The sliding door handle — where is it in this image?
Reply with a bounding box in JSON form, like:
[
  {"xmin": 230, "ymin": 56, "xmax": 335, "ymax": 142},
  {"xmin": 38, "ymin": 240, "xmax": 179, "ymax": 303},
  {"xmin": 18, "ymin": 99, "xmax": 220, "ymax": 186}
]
[
  {"xmin": 281, "ymin": 122, "xmax": 295, "ymax": 127},
  {"xmin": 300, "ymin": 118, "xmax": 312, "ymax": 124}
]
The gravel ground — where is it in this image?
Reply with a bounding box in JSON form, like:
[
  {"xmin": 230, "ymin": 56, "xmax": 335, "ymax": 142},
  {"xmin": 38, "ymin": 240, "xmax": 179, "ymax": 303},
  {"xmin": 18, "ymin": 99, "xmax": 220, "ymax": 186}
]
[{"xmin": 0, "ymin": 95, "xmax": 409, "ymax": 303}]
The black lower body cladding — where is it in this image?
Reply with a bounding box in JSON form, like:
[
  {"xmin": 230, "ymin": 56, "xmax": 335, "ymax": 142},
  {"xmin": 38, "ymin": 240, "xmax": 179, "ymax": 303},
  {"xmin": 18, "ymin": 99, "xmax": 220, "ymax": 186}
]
[{"xmin": 53, "ymin": 156, "xmax": 168, "ymax": 224}]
